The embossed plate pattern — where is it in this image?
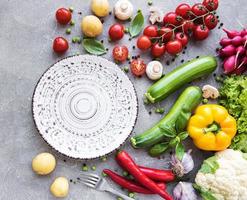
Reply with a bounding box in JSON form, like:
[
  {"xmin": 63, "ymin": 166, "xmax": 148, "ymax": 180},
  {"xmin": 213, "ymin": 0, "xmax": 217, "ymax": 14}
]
[{"xmin": 32, "ymin": 55, "xmax": 138, "ymax": 159}]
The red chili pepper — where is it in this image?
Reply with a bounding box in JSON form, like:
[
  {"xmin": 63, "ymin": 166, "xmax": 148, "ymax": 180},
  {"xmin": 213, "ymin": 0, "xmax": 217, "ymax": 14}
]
[
  {"xmin": 103, "ymin": 169, "xmax": 166, "ymax": 194},
  {"xmin": 138, "ymin": 166, "xmax": 175, "ymax": 182},
  {"xmin": 116, "ymin": 151, "xmax": 173, "ymax": 200}
]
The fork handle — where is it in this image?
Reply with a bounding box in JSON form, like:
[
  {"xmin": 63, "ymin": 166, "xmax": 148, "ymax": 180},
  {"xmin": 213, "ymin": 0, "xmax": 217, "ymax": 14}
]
[{"xmin": 106, "ymin": 188, "xmax": 134, "ymax": 200}]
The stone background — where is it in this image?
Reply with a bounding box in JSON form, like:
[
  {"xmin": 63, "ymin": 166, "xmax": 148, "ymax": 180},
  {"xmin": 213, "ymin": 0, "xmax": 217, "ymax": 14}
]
[{"xmin": 0, "ymin": 0, "xmax": 246, "ymax": 199}]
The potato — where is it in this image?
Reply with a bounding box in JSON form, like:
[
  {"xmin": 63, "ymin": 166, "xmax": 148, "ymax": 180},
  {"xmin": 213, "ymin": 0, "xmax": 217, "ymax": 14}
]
[
  {"xmin": 32, "ymin": 152, "xmax": 56, "ymax": 175},
  {"xmin": 91, "ymin": 0, "xmax": 110, "ymax": 17},
  {"xmin": 81, "ymin": 15, "xmax": 103, "ymax": 37},
  {"xmin": 50, "ymin": 177, "xmax": 69, "ymax": 198}
]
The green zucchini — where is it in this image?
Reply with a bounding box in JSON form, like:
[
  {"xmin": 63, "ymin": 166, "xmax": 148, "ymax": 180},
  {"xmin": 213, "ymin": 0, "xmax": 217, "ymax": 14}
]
[
  {"xmin": 131, "ymin": 86, "xmax": 202, "ymax": 148},
  {"xmin": 145, "ymin": 56, "xmax": 217, "ymax": 103}
]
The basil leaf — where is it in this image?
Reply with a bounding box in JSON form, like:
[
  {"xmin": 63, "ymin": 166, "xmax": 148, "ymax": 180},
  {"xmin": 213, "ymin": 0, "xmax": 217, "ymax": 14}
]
[
  {"xmin": 193, "ymin": 184, "xmax": 217, "ymax": 200},
  {"xmin": 159, "ymin": 124, "xmax": 176, "ymax": 138},
  {"xmin": 149, "ymin": 142, "xmax": 169, "ymax": 157},
  {"xmin": 129, "ymin": 11, "xmax": 144, "ymax": 37},
  {"xmin": 169, "ymin": 137, "xmax": 180, "ymax": 147},
  {"xmin": 175, "ymin": 142, "xmax": 185, "ymax": 160},
  {"xmin": 175, "ymin": 108, "xmax": 191, "ymax": 133},
  {"xmin": 178, "ymin": 131, "xmax": 189, "ymax": 141},
  {"xmin": 83, "ymin": 39, "xmax": 106, "ymax": 55},
  {"xmin": 199, "ymin": 156, "xmax": 219, "ymax": 174}
]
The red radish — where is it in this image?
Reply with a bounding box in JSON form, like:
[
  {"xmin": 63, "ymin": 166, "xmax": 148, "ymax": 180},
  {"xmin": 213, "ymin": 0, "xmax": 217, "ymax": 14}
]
[
  {"xmin": 223, "ymin": 55, "xmax": 238, "ymax": 74},
  {"xmin": 236, "ymin": 46, "xmax": 246, "ymax": 56},
  {"xmin": 219, "ymin": 37, "xmax": 232, "ymax": 47},
  {"xmin": 242, "ymin": 35, "xmax": 247, "ymax": 46},
  {"xmin": 232, "ymin": 57, "xmax": 247, "ymax": 74},
  {"xmin": 219, "ymin": 45, "xmax": 236, "ymax": 57},
  {"xmin": 223, "ymin": 28, "xmax": 241, "ymax": 39},
  {"xmin": 231, "ymin": 36, "xmax": 243, "ymax": 47},
  {"xmin": 241, "ymin": 29, "xmax": 247, "ymax": 36}
]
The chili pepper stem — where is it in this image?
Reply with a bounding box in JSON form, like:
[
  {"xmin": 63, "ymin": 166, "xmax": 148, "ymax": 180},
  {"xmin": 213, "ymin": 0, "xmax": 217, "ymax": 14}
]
[{"xmin": 203, "ymin": 124, "xmax": 219, "ymax": 133}]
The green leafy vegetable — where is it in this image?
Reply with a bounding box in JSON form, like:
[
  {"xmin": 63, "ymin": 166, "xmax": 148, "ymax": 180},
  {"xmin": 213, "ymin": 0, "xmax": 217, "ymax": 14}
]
[
  {"xmin": 193, "ymin": 184, "xmax": 217, "ymax": 200},
  {"xmin": 149, "ymin": 142, "xmax": 169, "ymax": 157},
  {"xmin": 199, "ymin": 156, "xmax": 219, "ymax": 174},
  {"xmin": 83, "ymin": 39, "xmax": 106, "ymax": 55},
  {"xmin": 129, "ymin": 11, "xmax": 144, "ymax": 37},
  {"xmin": 159, "ymin": 125, "xmax": 176, "ymax": 138},
  {"xmin": 175, "ymin": 142, "xmax": 185, "ymax": 160},
  {"xmin": 175, "ymin": 108, "xmax": 191, "ymax": 132},
  {"xmin": 177, "ymin": 131, "xmax": 189, "ymax": 141},
  {"xmin": 230, "ymin": 134, "xmax": 247, "ymax": 153}
]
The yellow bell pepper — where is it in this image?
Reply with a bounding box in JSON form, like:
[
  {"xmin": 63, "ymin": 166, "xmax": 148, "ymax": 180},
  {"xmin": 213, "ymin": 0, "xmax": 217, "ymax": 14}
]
[{"xmin": 187, "ymin": 104, "xmax": 237, "ymax": 151}]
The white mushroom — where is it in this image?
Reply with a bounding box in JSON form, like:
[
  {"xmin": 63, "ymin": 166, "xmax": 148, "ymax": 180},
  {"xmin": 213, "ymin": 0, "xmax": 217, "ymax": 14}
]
[
  {"xmin": 114, "ymin": 0, "xmax": 133, "ymax": 21},
  {"xmin": 202, "ymin": 85, "xmax": 219, "ymax": 99},
  {"xmin": 146, "ymin": 61, "xmax": 163, "ymax": 80},
  {"xmin": 149, "ymin": 6, "xmax": 163, "ymax": 24}
]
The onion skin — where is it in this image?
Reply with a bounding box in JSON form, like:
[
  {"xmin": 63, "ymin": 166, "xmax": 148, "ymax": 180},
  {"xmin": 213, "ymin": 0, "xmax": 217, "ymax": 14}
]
[
  {"xmin": 219, "ymin": 37, "xmax": 232, "ymax": 47},
  {"xmin": 223, "ymin": 55, "xmax": 237, "ymax": 74},
  {"xmin": 232, "ymin": 36, "xmax": 243, "ymax": 47},
  {"xmin": 220, "ymin": 45, "xmax": 236, "ymax": 57},
  {"xmin": 223, "ymin": 28, "xmax": 241, "ymax": 39}
]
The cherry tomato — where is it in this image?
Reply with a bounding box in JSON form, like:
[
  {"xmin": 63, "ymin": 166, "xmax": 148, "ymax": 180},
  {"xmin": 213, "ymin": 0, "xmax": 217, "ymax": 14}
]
[
  {"xmin": 175, "ymin": 3, "xmax": 192, "ymax": 19},
  {"xmin": 181, "ymin": 20, "xmax": 195, "ymax": 35},
  {"xmin": 55, "ymin": 8, "xmax": 72, "ymax": 25},
  {"xmin": 112, "ymin": 45, "xmax": 129, "ymax": 62},
  {"xmin": 204, "ymin": 14, "xmax": 218, "ymax": 30},
  {"xmin": 175, "ymin": 32, "xmax": 188, "ymax": 47},
  {"xmin": 108, "ymin": 24, "xmax": 124, "ymax": 41},
  {"xmin": 158, "ymin": 27, "xmax": 173, "ymax": 42},
  {"xmin": 191, "ymin": 3, "xmax": 207, "ymax": 16},
  {"xmin": 166, "ymin": 40, "xmax": 183, "ymax": 55},
  {"xmin": 151, "ymin": 43, "xmax": 166, "ymax": 58},
  {"xmin": 137, "ymin": 35, "xmax": 152, "ymax": 50},
  {"xmin": 193, "ymin": 25, "xmax": 209, "ymax": 40},
  {"xmin": 53, "ymin": 37, "xmax": 69, "ymax": 53},
  {"xmin": 202, "ymin": 0, "xmax": 219, "ymax": 11},
  {"xmin": 163, "ymin": 12, "xmax": 183, "ymax": 26},
  {"xmin": 130, "ymin": 59, "xmax": 146, "ymax": 76},
  {"xmin": 143, "ymin": 25, "xmax": 158, "ymax": 37}
]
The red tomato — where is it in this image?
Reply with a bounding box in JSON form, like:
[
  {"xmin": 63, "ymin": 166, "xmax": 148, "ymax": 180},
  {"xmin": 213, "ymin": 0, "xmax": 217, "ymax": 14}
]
[
  {"xmin": 112, "ymin": 45, "xmax": 129, "ymax": 62},
  {"xmin": 175, "ymin": 3, "xmax": 192, "ymax": 19},
  {"xmin": 175, "ymin": 32, "xmax": 188, "ymax": 47},
  {"xmin": 137, "ymin": 35, "xmax": 152, "ymax": 50},
  {"xmin": 204, "ymin": 14, "xmax": 218, "ymax": 30},
  {"xmin": 108, "ymin": 24, "xmax": 124, "ymax": 41},
  {"xmin": 163, "ymin": 12, "xmax": 183, "ymax": 26},
  {"xmin": 143, "ymin": 25, "xmax": 158, "ymax": 37},
  {"xmin": 53, "ymin": 37, "xmax": 69, "ymax": 53},
  {"xmin": 202, "ymin": 0, "xmax": 218, "ymax": 11},
  {"xmin": 130, "ymin": 59, "xmax": 146, "ymax": 76},
  {"xmin": 158, "ymin": 27, "xmax": 173, "ymax": 42},
  {"xmin": 193, "ymin": 25, "xmax": 209, "ymax": 40},
  {"xmin": 55, "ymin": 8, "xmax": 72, "ymax": 25},
  {"xmin": 191, "ymin": 3, "xmax": 207, "ymax": 16},
  {"xmin": 151, "ymin": 43, "xmax": 166, "ymax": 57},
  {"xmin": 166, "ymin": 40, "xmax": 183, "ymax": 55},
  {"xmin": 181, "ymin": 20, "xmax": 195, "ymax": 35}
]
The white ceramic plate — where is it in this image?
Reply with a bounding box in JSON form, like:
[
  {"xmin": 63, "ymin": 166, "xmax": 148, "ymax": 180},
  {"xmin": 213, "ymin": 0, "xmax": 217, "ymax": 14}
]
[{"xmin": 32, "ymin": 55, "xmax": 138, "ymax": 159}]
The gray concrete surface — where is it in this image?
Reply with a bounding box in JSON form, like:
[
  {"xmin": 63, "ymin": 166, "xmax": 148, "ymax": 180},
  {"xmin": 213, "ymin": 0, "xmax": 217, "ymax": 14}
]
[{"xmin": 0, "ymin": 0, "xmax": 246, "ymax": 199}]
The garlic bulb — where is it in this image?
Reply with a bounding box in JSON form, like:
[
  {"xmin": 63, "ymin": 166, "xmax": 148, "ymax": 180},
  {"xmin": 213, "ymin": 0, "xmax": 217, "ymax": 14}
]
[
  {"xmin": 173, "ymin": 182, "xmax": 198, "ymax": 200},
  {"xmin": 146, "ymin": 61, "xmax": 163, "ymax": 80},
  {"xmin": 149, "ymin": 6, "xmax": 163, "ymax": 24},
  {"xmin": 114, "ymin": 0, "xmax": 133, "ymax": 21}
]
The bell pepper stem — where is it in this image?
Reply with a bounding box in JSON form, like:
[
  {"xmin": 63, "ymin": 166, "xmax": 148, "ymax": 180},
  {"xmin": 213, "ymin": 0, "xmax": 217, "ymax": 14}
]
[{"xmin": 203, "ymin": 124, "xmax": 219, "ymax": 133}]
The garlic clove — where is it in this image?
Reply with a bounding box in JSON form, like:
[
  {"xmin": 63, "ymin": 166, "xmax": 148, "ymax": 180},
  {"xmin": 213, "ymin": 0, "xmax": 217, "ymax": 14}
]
[
  {"xmin": 173, "ymin": 182, "xmax": 198, "ymax": 200},
  {"xmin": 114, "ymin": 0, "xmax": 133, "ymax": 21}
]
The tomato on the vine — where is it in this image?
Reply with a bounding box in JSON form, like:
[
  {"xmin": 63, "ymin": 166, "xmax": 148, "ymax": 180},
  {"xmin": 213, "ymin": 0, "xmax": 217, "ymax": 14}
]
[
  {"xmin": 163, "ymin": 12, "xmax": 183, "ymax": 26},
  {"xmin": 137, "ymin": 35, "xmax": 152, "ymax": 50},
  {"xmin": 191, "ymin": 3, "xmax": 207, "ymax": 16},
  {"xmin": 181, "ymin": 20, "xmax": 195, "ymax": 35},
  {"xmin": 202, "ymin": 0, "xmax": 218, "ymax": 11},
  {"xmin": 112, "ymin": 45, "xmax": 129, "ymax": 62},
  {"xmin": 166, "ymin": 40, "xmax": 183, "ymax": 55},
  {"xmin": 130, "ymin": 59, "xmax": 146, "ymax": 76},
  {"xmin": 175, "ymin": 32, "xmax": 188, "ymax": 47},
  {"xmin": 143, "ymin": 25, "xmax": 158, "ymax": 37},
  {"xmin": 193, "ymin": 25, "xmax": 209, "ymax": 40},
  {"xmin": 204, "ymin": 14, "xmax": 218, "ymax": 30},
  {"xmin": 158, "ymin": 27, "xmax": 173, "ymax": 42},
  {"xmin": 108, "ymin": 24, "xmax": 124, "ymax": 41},
  {"xmin": 175, "ymin": 3, "xmax": 192, "ymax": 19},
  {"xmin": 56, "ymin": 8, "xmax": 72, "ymax": 25},
  {"xmin": 53, "ymin": 37, "xmax": 69, "ymax": 53},
  {"xmin": 151, "ymin": 43, "xmax": 166, "ymax": 58}
]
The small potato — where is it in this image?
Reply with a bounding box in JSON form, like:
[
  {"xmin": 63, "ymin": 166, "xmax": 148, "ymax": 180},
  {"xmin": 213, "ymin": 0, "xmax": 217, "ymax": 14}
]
[
  {"xmin": 81, "ymin": 15, "xmax": 103, "ymax": 37},
  {"xmin": 32, "ymin": 152, "xmax": 56, "ymax": 175},
  {"xmin": 91, "ymin": 0, "xmax": 110, "ymax": 17},
  {"xmin": 50, "ymin": 177, "xmax": 69, "ymax": 198}
]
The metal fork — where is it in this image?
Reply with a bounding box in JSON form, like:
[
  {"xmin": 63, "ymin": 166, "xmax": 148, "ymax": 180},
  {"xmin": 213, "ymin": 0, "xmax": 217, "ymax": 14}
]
[{"xmin": 78, "ymin": 172, "xmax": 134, "ymax": 200}]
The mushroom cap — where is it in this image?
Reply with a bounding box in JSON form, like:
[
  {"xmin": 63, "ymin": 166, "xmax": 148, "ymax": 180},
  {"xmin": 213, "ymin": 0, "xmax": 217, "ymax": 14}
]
[{"xmin": 114, "ymin": 0, "xmax": 134, "ymax": 20}]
